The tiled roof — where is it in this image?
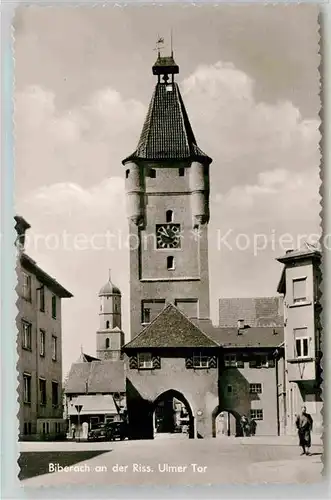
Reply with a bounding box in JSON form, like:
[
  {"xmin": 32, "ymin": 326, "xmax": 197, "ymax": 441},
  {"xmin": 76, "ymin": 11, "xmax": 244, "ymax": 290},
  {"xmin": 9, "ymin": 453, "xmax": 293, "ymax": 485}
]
[
  {"xmin": 193, "ymin": 319, "xmax": 284, "ymax": 348},
  {"xmin": 123, "ymin": 83, "xmax": 212, "ymax": 165},
  {"xmin": 277, "ymin": 245, "xmax": 321, "ymax": 263},
  {"xmin": 123, "ymin": 303, "xmax": 218, "ymax": 349},
  {"xmin": 65, "ymin": 360, "xmax": 125, "ymax": 394},
  {"xmin": 88, "ymin": 361, "xmax": 125, "ymax": 393},
  {"xmin": 65, "ymin": 363, "xmax": 91, "ymax": 393},
  {"xmin": 219, "ymin": 297, "xmax": 284, "ymax": 328}
]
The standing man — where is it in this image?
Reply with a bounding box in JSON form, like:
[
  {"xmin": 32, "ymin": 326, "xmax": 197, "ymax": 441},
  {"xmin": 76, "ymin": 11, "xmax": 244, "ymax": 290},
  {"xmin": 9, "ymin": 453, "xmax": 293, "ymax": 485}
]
[{"xmin": 296, "ymin": 406, "xmax": 313, "ymax": 455}]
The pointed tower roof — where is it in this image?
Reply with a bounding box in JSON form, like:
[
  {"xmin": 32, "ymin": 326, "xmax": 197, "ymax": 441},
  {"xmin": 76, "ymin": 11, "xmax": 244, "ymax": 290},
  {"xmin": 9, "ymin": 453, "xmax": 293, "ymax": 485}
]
[
  {"xmin": 98, "ymin": 270, "xmax": 121, "ymax": 297},
  {"xmin": 123, "ymin": 53, "xmax": 212, "ymax": 165}
]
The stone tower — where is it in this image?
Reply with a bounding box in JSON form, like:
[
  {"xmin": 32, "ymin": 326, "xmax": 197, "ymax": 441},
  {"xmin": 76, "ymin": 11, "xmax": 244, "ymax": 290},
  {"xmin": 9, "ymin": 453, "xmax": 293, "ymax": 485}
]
[
  {"xmin": 122, "ymin": 50, "xmax": 212, "ymax": 340},
  {"xmin": 96, "ymin": 271, "xmax": 124, "ymax": 360}
]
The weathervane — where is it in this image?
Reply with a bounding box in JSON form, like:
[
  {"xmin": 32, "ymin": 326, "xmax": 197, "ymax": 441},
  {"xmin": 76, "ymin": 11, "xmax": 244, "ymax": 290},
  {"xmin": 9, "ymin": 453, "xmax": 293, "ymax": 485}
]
[{"xmin": 154, "ymin": 35, "xmax": 165, "ymax": 57}]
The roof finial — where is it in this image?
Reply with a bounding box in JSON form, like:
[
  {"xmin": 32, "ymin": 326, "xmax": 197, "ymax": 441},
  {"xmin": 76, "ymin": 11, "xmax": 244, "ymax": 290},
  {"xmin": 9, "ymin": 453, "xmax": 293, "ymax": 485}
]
[
  {"xmin": 109, "ymin": 268, "xmax": 112, "ymax": 282},
  {"xmin": 171, "ymin": 28, "xmax": 173, "ymax": 57},
  {"xmin": 80, "ymin": 344, "xmax": 83, "ymax": 354}
]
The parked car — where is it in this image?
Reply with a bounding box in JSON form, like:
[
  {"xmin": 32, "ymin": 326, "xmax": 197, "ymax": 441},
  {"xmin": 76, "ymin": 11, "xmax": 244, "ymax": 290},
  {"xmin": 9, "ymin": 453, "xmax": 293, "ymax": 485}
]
[{"xmin": 88, "ymin": 421, "xmax": 127, "ymax": 441}]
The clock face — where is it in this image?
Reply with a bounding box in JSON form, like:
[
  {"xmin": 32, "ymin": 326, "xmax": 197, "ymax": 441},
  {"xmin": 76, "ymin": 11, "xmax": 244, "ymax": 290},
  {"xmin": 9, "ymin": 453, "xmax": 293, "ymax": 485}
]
[{"xmin": 156, "ymin": 224, "xmax": 181, "ymax": 249}]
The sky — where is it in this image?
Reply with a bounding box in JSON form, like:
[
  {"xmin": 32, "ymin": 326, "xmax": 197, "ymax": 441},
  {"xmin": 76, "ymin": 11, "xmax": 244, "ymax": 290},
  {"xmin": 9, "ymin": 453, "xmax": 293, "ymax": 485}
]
[{"xmin": 13, "ymin": 4, "xmax": 321, "ymax": 376}]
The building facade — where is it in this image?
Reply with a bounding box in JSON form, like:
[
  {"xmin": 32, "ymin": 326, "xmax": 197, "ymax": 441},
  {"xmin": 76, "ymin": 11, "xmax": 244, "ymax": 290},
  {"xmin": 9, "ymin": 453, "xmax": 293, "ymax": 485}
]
[
  {"xmin": 15, "ymin": 216, "xmax": 73, "ymax": 440},
  {"xmin": 277, "ymin": 246, "xmax": 322, "ymax": 435},
  {"xmin": 122, "ymin": 52, "xmax": 285, "ymax": 439}
]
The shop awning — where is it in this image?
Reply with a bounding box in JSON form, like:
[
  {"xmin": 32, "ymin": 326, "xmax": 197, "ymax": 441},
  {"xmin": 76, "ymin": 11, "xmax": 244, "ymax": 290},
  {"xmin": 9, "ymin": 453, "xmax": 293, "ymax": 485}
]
[{"xmin": 68, "ymin": 395, "xmax": 118, "ymax": 416}]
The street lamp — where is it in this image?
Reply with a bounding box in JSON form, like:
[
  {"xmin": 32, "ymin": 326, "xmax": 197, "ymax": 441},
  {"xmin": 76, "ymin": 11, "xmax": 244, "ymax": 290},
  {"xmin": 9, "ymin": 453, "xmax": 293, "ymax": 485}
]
[{"xmin": 75, "ymin": 404, "xmax": 83, "ymax": 442}]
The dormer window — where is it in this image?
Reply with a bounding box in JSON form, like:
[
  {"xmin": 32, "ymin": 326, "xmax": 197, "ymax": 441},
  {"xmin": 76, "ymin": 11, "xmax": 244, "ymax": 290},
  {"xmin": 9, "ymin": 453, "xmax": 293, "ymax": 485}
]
[
  {"xmin": 138, "ymin": 352, "xmax": 153, "ymax": 369},
  {"xmin": 193, "ymin": 353, "xmax": 209, "ymax": 369}
]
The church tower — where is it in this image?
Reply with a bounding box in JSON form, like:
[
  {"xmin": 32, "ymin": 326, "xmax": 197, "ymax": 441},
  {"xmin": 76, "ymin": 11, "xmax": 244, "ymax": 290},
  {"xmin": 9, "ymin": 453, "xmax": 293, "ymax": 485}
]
[
  {"xmin": 123, "ymin": 49, "xmax": 212, "ymax": 340},
  {"xmin": 96, "ymin": 271, "xmax": 124, "ymax": 360}
]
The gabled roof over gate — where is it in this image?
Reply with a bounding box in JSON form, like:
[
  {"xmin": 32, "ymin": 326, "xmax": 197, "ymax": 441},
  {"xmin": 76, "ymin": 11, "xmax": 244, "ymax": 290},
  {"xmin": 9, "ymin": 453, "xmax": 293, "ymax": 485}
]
[{"xmin": 123, "ymin": 303, "xmax": 218, "ymax": 349}]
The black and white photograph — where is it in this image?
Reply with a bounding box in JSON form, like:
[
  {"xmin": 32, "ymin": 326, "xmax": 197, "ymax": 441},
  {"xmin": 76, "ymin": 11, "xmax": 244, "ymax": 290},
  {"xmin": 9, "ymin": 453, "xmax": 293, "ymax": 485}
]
[{"xmin": 13, "ymin": 4, "xmax": 323, "ymax": 488}]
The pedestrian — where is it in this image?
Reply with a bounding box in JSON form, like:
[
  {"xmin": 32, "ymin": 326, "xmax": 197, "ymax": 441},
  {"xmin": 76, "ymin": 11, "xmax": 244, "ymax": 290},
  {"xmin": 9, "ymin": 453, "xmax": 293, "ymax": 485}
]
[
  {"xmin": 71, "ymin": 423, "xmax": 76, "ymax": 440},
  {"xmin": 296, "ymin": 406, "xmax": 313, "ymax": 456},
  {"xmin": 250, "ymin": 418, "xmax": 257, "ymax": 436},
  {"xmin": 240, "ymin": 415, "xmax": 250, "ymax": 437}
]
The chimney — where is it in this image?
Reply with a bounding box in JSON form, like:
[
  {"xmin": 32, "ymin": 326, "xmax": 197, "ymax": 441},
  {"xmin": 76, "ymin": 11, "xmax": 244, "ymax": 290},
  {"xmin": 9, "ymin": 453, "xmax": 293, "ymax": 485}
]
[
  {"xmin": 14, "ymin": 215, "xmax": 30, "ymax": 252},
  {"xmin": 237, "ymin": 319, "xmax": 245, "ymax": 335}
]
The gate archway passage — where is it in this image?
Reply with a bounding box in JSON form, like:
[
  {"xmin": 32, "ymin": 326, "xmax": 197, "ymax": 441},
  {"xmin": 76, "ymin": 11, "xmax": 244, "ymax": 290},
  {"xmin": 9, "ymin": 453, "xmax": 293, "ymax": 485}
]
[
  {"xmin": 212, "ymin": 408, "xmax": 242, "ymax": 437},
  {"xmin": 152, "ymin": 390, "xmax": 194, "ymax": 439}
]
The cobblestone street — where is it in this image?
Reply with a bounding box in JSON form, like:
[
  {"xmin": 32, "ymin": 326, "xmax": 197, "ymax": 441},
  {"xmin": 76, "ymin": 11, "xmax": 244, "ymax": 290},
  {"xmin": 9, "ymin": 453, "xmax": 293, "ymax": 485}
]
[{"xmin": 20, "ymin": 436, "xmax": 323, "ymax": 487}]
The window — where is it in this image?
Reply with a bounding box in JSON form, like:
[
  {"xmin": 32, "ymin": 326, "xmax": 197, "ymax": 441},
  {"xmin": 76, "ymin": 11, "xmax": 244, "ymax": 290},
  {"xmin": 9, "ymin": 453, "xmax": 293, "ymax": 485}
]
[
  {"xmin": 167, "ymin": 256, "xmax": 175, "ymax": 270},
  {"xmin": 22, "ymin": 272, "xmax": 31, "ymax": 301},
  {"xmin": 250, "ymin": 409, "xmax": 263, "ymax": 420},
  {"xmin": 105, "ymin": 337, "xmax": 110, "ymax": 349},
  {"xmin": 23, "ymin": 373, "xmax": 31, "ymax": 403},
  {"xmin": 224, "ymin": 354, "xmax": 244, "ymax": 368},
  {"xmin": 42, "ymin": 422, "xmax": 50, "ymax": 434},
  {"xmin": 293, "ymin": 278, "xmax": 307, "ymax": 303},
  {"xmin": 143, "ymin": 308, "xmax": 151, "ymax": 324},
  {"xmin": 178, "ymin": 168, "xmax": 185, "ymax": 177},
  {"xmin": 166, "ymin": 210, "xmax": 174, "ymax": 223},
  {"xmin": 250, "ymin": 383, "xmax": 262, "ymax": 394},
  {"xmin": 106, "ymin": 320, "xmax": 110, "ymax": 329},
  {"xmin": 39, "ymin": 286, "xmax": 45, "ymax": 312},
  {"xmin": 249, "ymin": 355, "xmax": 274, "ymax": 368},
  {"xmin": 52, "ymin": 295, "xmax": 57, "ymax": 319},
  {"xmin": 125, "ymin": 169, "xmax": 130, "ymax": 179},
  {"xmin": 22, "ymin": 321, "xmax": 32, "ymax": 350},
  {"xmin": 193, "ymin": 353, "xmax": 209, "ymax": 368},
  {"xmin": 24, "ymin": 422, "xmax": 32, "ymax": 435},
  {"xmin": 148, "ymin": 168, "xmax": 156, "ymax": 178},
  {"xmin": 52, "ymin": 335, "xmax": 57, "ymax": 361},
  {"xmin": 138, "ymin": 352, "xmax": 153, "ymax": 369},
  {"xmin": 40, "ymin": 329, "xmax": 45, "ymax": 357},
  {"xmin": 294, "ymin": 329, "xmax": 310, "ymax": 358},
  {"xmin": 227, "ymin": 385, "xmax": 233, "ymax": 394},
  {"xmin": 39, "ymin": 378, "xmax": 47, "ymax": 405},
  {"xmin": 52, "ymin": 381, "xmax": 59, "ymax": 407}
]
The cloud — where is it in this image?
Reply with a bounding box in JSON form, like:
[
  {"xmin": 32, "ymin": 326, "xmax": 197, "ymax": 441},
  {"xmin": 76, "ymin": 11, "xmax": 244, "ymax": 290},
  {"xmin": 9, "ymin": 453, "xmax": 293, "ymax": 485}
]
[
  {"xmin": 14, "ymin": 85, "xmax": 146, "ymax": 197},
  {"xmin": 181, "ymin": 62, "xmax": 320, "ymax": 193}
]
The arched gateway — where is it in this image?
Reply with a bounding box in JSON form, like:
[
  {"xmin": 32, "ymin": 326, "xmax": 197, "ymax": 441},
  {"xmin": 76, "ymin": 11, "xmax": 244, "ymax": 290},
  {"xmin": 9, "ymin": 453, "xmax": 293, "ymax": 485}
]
[
  {"xmin": 153, "ymin": 390, "xmax": 194, "ymax": 439},
  {"xmin": 212, "ymin": 407, "xmax": 242, "ymax": 437}
]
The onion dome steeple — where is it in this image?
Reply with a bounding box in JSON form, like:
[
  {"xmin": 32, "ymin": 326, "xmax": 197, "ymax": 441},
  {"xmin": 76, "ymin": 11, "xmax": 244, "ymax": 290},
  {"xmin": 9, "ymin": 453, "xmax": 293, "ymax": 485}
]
[{"xmin": 98, "ymin": 269, "xmax": 121, "ymax": 297}]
